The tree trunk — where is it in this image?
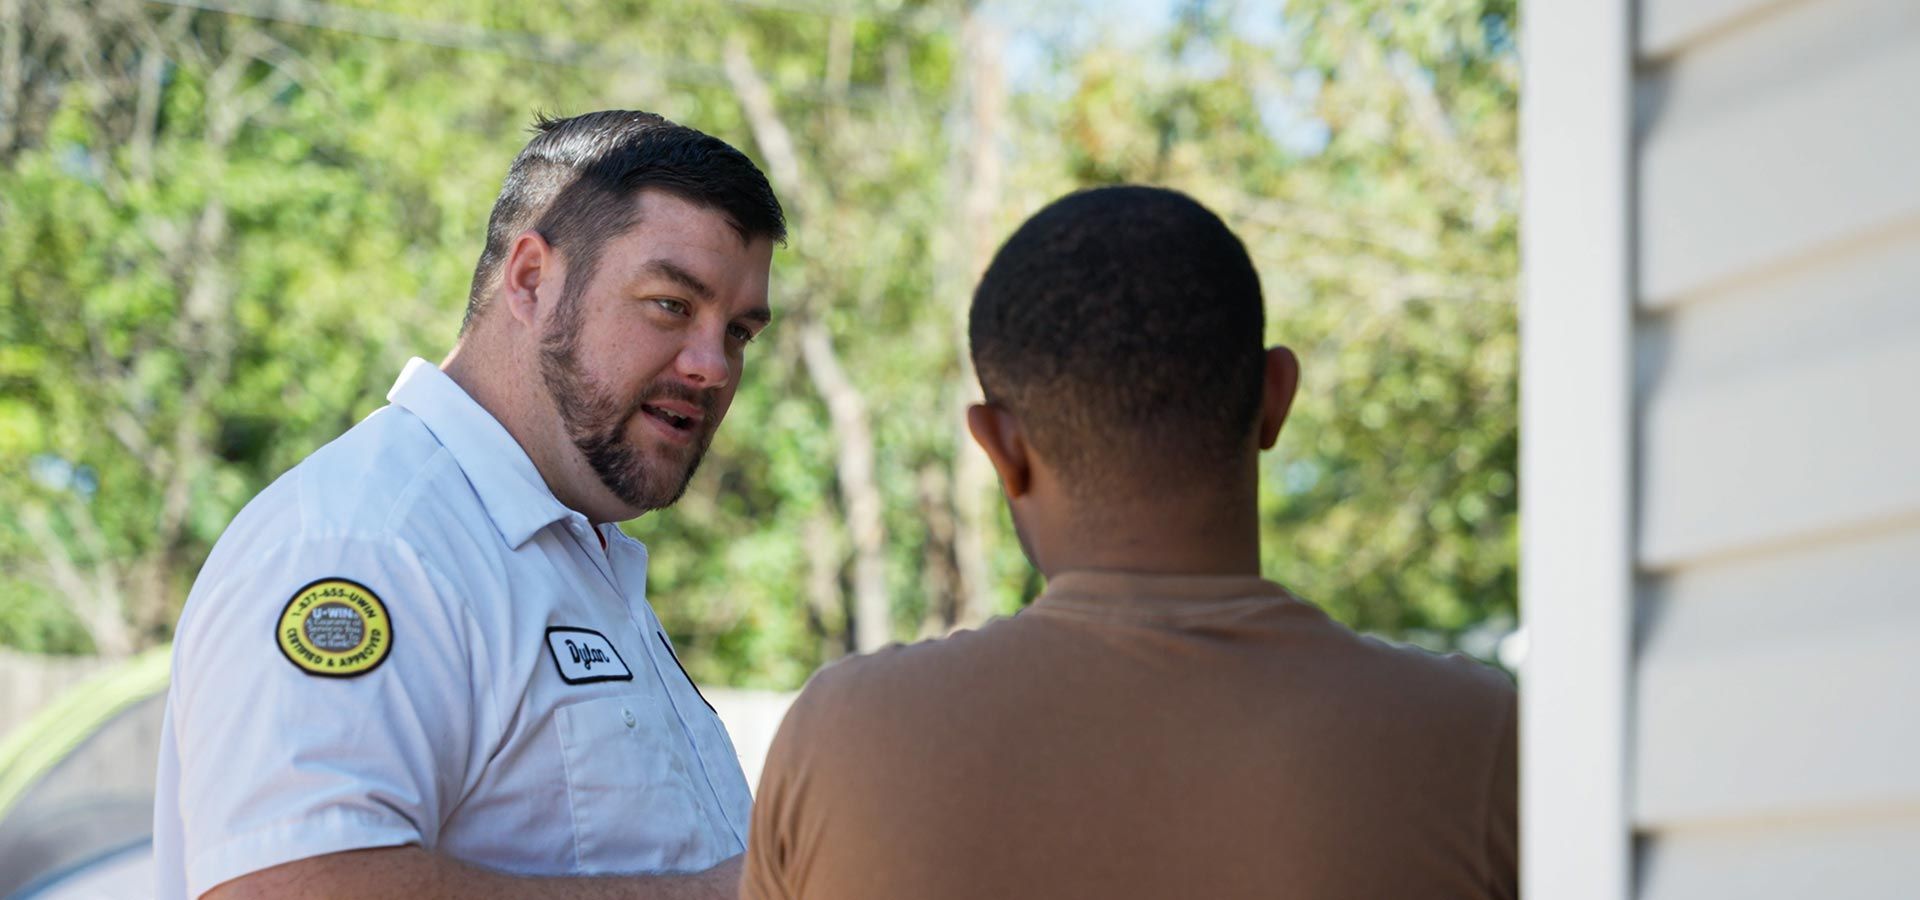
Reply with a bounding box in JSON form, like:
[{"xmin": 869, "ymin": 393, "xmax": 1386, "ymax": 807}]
[
  {"xmin": 948, "ymin": 8, "xmax": 1005, "ymax": 628},
  {"xmin": 725, "ymin": 37, "xmax": 895, "ymax": 652},
  {"xmin": 799, "ymin": 324, "xmax": 891, "ymax": 653}
]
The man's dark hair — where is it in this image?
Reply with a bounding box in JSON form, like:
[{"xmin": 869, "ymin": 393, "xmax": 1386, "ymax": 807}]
[
  {"xmin": 970, "ymin": 186, "xmax": 1266, "ymax": 484},
  {"xmin": 462, "ymin": 109, "xmax": 786, "ymax": 330}
]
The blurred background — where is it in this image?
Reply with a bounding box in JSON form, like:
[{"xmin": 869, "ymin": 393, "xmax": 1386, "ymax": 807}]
[
  {"xmin": 0, "ymin": 0, "xmax": 1519, "ymax": 685},
  {"xmin": 0, "ymin": 0, "xmax": 1520, "ymax": 894}
]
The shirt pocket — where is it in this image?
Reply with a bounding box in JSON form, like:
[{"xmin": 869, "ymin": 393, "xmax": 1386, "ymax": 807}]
[{"xmin": 553, "ymin": 694, "xmax": 724, "ymax": 874}]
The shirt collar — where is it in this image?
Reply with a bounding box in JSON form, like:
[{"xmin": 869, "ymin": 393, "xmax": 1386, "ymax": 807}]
[
  {"xmin": 387, "ymin": 357, "xmax": 574, "ymax": 549},
  {"xmin": 1031, "ymin": 569, "xmax": 1303, "ymax": 619}
]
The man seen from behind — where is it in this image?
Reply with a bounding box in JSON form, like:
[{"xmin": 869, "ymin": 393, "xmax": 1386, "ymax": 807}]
[{"xmin": 741, "ymin": 185, "xmax": 1518, "ymax": 900}]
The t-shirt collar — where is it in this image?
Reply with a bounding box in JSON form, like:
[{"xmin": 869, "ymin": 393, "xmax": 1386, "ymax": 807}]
[
  {"xmin": 387, "ymin": 357, "xmax": 574, "ymax": 549},
  {"xmin": 1033, "ymin": 569, "xmax": 1300, "ymax": 618}
]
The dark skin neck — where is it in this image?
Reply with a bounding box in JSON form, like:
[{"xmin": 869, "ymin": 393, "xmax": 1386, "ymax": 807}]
[
  {"xmin": 967, "ymin": 345, "xmax": 1302, "ymax": 583},
  {"xmin": 1016, "ymin": 457, "xmax": 1264, "ymax": 579}
]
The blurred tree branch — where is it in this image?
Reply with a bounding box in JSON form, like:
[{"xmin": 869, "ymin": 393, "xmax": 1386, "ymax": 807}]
[{"xmin": 724, "ymin": 33, "xmax": 893, "ymax": 653}]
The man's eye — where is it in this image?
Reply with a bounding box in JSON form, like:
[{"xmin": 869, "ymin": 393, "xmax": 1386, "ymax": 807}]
[
  {"xmin": 651, "ymin": 298, "xmax": 689, "ymax": 316},
  {"xmin": 728, "ymin": 323, "xmax": 756, "ymax": 344}
]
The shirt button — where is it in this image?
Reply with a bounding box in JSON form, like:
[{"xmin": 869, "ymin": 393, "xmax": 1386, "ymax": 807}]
[{"xmin": 622, "ymin": 708, "xmax": 637, "ymax": 729}]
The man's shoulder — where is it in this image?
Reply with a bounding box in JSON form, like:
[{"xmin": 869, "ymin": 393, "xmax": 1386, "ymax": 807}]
[
  {"xmin": 232, "ymin": 405, "xmax": 479, "ymax": 543},
  {"xmin": 778, "ymin": 622, "xmax": 1025, "ymax": 737},
  {"xmin": 823, "ymin": 620, "xmax": 1013, "ymax": 683},
  {"xmin": 198, "ymin": 404, "xmax": 495, "ymax": 589},
  {"xmin": 176, "ymin": 405, "xmax": 505, "ymax": 663},
  {"xmin": 1337, "ymin": 624, "xmax": 1517, "ymax": 710}
]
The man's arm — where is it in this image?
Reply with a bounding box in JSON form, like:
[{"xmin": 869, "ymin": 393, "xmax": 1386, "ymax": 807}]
[
  {"xmin": 204, "ymin": 846, "xmax": 742, "ymax": 900},
  {"xmin": 741, "ymin": 666, "xmax": 843, "ymax": 900}
]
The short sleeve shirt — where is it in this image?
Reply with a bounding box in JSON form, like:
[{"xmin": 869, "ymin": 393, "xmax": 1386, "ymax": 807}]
[
  {"xmin": 153, "ymin": 358, "xmax": 752, "ymax": 899},
  {"xmin": 742, "ymin": 572, "xmax": 1518, "ymax": 900}
]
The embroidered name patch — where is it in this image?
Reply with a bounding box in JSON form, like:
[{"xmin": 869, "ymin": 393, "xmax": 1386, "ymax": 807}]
[
  {"xmin": 277, "ymin": 578, "xmax": 392, "ymax": 678},
  {"xmin": 545, "ymin": 627, "xmax": 633, "ymax": 684}
]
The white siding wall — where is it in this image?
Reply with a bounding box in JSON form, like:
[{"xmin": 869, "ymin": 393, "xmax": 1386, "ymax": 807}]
[{"xmin": 1630, "ymin": 0, "xmax": 1920, "ymax": 895}]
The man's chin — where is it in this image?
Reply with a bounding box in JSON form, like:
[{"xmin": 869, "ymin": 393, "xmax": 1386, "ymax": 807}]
[{"xmin": 601, "ymin": 464, "xmax": 700, "ymax": 514}]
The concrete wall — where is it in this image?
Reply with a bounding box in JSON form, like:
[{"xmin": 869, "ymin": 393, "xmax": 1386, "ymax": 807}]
[{"xmin": 0, "ymin": 651, "xmax": 118, "ymax": 741}]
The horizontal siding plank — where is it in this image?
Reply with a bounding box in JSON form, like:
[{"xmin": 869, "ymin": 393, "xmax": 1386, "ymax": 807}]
[
  {"xmin": 1640, "ymin": 815, "xmax": 1920, "ymax": 900},
  {"xmin": 1637, "ymin": 0, "xmax": 1800, "ymax": 60},
  {"xmin": 1634, "ymin": 525, "xmax": 1920, "ymax": 825},
  {"xmin": 1637, "ymin": 225, "xmax": 1920, "ymax": 565},
  {"xmin": 1635, "ymin": 228, "xmax": 1920, "ymax": 571},
  {"xmin": 1636, "ymin": 0, "xmax": 1920, "ymax": 305},
  {"xmin": 1638, "ymin": 332, "xmax": 1920, "ymax": 567},
  {"xmin": 1633, "ymin": 225, "xmax": 1920, "ymax": 405}
]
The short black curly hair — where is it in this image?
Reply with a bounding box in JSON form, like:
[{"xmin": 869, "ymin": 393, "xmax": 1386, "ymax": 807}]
[
  {"xmin": 969, "ymin": 186, "xmax": 1266, "ymax": 484},
  {"xmin": 462, "ymin": 109, "xmax": 786, "ymax": 330}
]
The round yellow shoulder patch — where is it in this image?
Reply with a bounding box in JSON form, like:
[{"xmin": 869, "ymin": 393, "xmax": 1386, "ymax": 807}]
[{"xmin": 276, "ymin": 578, "xmax": 393, "ymax": 678}]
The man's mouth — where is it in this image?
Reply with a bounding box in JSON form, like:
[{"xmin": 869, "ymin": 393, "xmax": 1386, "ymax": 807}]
[{"xmin": 640, "ymin": 403, "xmax": 700, "ymax": 434}]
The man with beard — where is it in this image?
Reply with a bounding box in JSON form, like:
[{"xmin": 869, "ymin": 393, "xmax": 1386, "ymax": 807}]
[{"xmin": 155, "ymin": 110, "xmax": 784, "ymax": 900}]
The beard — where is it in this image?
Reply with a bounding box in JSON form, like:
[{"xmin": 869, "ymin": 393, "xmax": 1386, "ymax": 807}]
[{"xmin": 538, "ymin": 290, "xmax": 717, "ymax": 513}]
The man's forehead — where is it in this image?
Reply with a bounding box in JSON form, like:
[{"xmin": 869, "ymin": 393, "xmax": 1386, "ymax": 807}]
[
  {"xmin": 604, "ymin": 241, "xmax": 770, "ymax": 285},
  {"xmin": 586, "ymin": 189, "xmax": 770, "ymax": 298},
  {"xmin": 623, "ymin": 187, "xmax": 764, "ymax": 248},
  {"xmin": 602, "ymin": 219, "xmax": 747, "ymax": 266}
]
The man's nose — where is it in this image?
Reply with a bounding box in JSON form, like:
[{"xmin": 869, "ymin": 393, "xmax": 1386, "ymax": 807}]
[{"xmin": 675, "ymin": 329, "xmax": 731, "ymax": 389}]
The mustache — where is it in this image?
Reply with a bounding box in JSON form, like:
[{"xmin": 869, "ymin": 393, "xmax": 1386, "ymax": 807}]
[{"xmin": 627, "ymin": 380, "xmax": 721, "ymax": 423}]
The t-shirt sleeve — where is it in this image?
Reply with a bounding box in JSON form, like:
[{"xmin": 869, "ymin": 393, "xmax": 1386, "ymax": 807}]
[
  {"xmin": 167, "ymin": 534, "xmax": 485, "ymax": 898},
  {"xmin": 1484, "ymin": 688, "xmax": 1519, "ymax": 900},
  {"xmin": 741, "ymin": 677, "xmax": 829, "ymax": 900},
  {"xmin": 740, "ymin": 731, "xmax": 796, "ymax": 898}
]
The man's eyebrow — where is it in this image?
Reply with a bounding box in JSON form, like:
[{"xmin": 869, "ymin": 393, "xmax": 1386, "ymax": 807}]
[
  {"xmin": 638, "ymin": 259, "xmax": 714, "ymax": 301},
  {"xmin": 740, "ymin": 307, "xmax": 772, "ymax": 324}
]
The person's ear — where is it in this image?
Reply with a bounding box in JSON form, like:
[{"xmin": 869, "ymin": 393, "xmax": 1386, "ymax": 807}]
[
  {"xmin": 501, "ymin": 229, "xmax": 558, "ymax": 328},
  {"xmin": 1257, "ymin": 345, "xmax": 1301, "ymax": 450},
  {"xmin": 966, "ymin": 403, "xmax": 1033, "ymax": 498}
]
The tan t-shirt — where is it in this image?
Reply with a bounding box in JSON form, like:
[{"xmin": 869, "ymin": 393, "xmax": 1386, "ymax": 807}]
[{"xmin": 742, "ymin": 571, "xmax": 1517, "ymax": 900}]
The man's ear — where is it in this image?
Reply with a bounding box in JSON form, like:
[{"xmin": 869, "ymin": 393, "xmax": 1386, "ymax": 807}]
[
  {"xmin": 500, "ymin": 229, "xmax": 559, "ymax": 328},
  {"xmin": 1257, "ymin": 345, "xmax": 1301, "ymax": 450},
  {"xmin": 966, "ymin": 403, "xmax": 1033, "ymax": 498}
]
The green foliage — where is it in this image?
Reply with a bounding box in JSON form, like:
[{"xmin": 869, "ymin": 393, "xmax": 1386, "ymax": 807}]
[
  {"xmin": 0, "ymin": 0, "xmax": 1518, "ymax": 678},
  {"xmin": 1256, "ymin": 0, "xmax": 1520, "ymax": 642},
  {"xmin": 1008, "ymin": 0, "xmax": 1520, "ymax": 648},
  {"xmin": 0, "ymin": 580, "xmax": 93, "ymax": 655}
]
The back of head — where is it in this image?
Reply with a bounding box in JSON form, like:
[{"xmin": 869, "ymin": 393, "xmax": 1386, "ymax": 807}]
[
  {"xmin": 969, "ymin": 186, "xmax": 1266, "ymax": 493},
  {"xmin": 462, "ymin": 109, "xmax": 786, "ymax": 330}
]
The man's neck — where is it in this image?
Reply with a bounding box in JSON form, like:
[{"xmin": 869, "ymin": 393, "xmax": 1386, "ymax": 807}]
[
  {"xmin": 1031, "ymin": 485, "xmax": 1264, "ymax": 580},
  {"xmin": 441, "ymin": 331, "xmax": 575, "ymax": 512}
]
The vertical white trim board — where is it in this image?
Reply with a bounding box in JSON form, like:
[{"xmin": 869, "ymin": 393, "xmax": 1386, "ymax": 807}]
[{"xmin": 1519, "ymin": 0, "xmax": 1635, "ymax": 896}]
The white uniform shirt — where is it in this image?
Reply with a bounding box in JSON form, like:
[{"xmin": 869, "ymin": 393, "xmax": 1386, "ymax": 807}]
[{"xmin": 153, "ymin": 358, "xmax": 752, "ymax": 899}]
